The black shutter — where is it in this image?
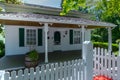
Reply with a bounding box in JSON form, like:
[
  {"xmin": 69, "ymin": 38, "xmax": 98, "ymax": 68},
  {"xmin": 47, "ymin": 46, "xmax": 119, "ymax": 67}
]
[
  {"xmin": 38, "ymin": 29, "xmax": 42, "ymax": 46},
  {"xmin": 69, "ymin": 30, "xmax": 73, "ymax": 44},
  {"xmin": 19, "ymin": 28, "xmax": 24, "ymax": 47}
]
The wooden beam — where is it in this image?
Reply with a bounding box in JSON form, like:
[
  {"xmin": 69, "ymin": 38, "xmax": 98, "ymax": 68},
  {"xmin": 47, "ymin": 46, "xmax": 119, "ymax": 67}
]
[
  {"xmin": 0, "ymin": 19, "xmax": 107, "ymax": 29},
  {"xmin": 49, "ymin": 23, "xmax": 79, "ymax": 28},
  {"xmin": 0, "ymin": 19, "xmax": 44, "ymax": 26}
]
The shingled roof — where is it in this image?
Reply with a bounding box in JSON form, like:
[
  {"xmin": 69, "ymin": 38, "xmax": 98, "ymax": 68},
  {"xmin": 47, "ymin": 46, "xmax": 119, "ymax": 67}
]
[{"xmin": 0, "ymin": 3, "xmax": 117, "ymax": 28}]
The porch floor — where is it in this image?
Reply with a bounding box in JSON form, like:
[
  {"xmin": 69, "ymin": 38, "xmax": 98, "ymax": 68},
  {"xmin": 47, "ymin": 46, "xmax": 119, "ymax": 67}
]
[{"xmin": 0, "ymin": 50, "xmax": 82, "ymax": 70}]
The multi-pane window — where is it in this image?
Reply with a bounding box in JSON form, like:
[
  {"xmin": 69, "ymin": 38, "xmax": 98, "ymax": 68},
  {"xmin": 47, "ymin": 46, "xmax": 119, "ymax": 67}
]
[
  {"xmin": 26, "ymin": 29, "xmax": 37, "ymax": 45},
  {"xmin": 73, "ymin": 31, "xmax": 81, "ymax": 44}
]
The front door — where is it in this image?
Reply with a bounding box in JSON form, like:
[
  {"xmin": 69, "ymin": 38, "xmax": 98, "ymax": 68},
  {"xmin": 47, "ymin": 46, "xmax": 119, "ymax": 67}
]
[{"xmin": 53, "ymin": 31, "xmax": 61, "ymax": 51}]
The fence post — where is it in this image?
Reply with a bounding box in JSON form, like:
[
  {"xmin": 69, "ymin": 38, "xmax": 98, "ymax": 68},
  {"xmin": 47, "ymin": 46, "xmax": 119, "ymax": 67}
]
[
  {"xmin": 0, "ymin": 70, "xmax": 5, "ymax": 80},
  {"xmin": 83, "ymin": 41, "xmax": 93, "ymax": 80}
]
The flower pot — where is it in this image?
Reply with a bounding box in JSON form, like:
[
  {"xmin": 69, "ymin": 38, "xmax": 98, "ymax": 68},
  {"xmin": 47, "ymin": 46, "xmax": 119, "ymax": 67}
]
[{"xmin": 25, "ymin": 55, "xmax": 39, "ymax": 68}]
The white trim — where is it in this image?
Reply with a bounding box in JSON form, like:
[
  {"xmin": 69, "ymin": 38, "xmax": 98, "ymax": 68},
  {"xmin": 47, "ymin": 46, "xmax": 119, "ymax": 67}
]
[
  {"xmin": 82, "ymin": 25, "xmax": 85, "ymax": 58},
  {"xmin": 44, "ymin": 23, "xmax": 49, "ymax": 63},
  {"xmin": 73, "ymin": 30, "xmax": 81, "ymax": 44},
  {"xmin": 108, "ymin": 27, "xmax": 112, "ymax": 54},
  {"xmin": 82, "ymin": 26, "xmax": 85, "ymax": 43}
]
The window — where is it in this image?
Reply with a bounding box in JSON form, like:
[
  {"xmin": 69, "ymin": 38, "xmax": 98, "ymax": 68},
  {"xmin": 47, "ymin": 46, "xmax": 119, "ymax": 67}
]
[
  {"xmin": 19, "ymin": 28, "xmax": 42, "ymax": 47},
  {"xmin": 73, "ymin": 31, "xmax": 81, "ymax": 44},
  {"xmin": 26, "ymin": 29, "xmax": 37, "ymax": 45}
]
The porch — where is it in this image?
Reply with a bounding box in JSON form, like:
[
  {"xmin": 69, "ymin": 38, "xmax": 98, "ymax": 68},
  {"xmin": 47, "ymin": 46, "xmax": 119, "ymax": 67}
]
[{"xmin": 0, "ymin": 50, "xmax": 81, "ymax": 70}]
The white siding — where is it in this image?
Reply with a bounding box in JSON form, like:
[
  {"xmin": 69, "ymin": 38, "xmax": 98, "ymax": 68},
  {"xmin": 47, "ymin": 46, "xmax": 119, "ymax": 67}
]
[
  {"xmin": 85, "ymin": 29, "xmax": 91, "ymax": 41},
  {"xmin": 5, "ymin": 25, "xmax": 45, "ymax": 55},
  {"xmin": 5, "ymin": 25, "xmax": 91, "ymax": 55}
]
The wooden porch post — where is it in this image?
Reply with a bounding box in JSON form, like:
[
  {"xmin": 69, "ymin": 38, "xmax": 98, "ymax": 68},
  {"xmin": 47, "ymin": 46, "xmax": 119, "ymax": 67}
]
[
  {"xmin": 82, "ymin": 25, "xmax": 85, "ymax": 54},
  {"xmin": 108, "ymin": 27, "xmax": 112, "ymax": 54},
  {"xmin": 82, "ymin": 25, "xmax": 85, "ymax": 43},
  {"xmin": 44, "ymin": 23, "xmax": 49, "ymax": 63}
]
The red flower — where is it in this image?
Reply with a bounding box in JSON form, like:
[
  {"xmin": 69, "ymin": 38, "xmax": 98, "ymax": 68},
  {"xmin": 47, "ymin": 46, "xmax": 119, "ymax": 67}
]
[{"xmin": 93, "ymin": 75, "xmax": 112, "ymax": 80}]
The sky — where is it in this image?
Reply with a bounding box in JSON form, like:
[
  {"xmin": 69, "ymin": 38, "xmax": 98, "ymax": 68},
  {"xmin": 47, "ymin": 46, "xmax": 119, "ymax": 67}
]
[{"xmin": 23, "ymin": 0, "xmax": 61, "ymax": 8}]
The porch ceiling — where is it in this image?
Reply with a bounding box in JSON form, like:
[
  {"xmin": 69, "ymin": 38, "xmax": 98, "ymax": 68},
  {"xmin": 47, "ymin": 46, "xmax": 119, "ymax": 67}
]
[{"xmin": 0, "ymin": 19, "xmax": 112, "ymax": 29}]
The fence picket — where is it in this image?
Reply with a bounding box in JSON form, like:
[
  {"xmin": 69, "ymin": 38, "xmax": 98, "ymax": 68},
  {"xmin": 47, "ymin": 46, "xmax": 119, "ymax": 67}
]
[
  {"xmin": 4, "ymin": 72, "xmax": 10, "ymax": 80},
  {"xmin": 30, "ymin": 68, "xmax": 34, "ymax": 80},
  {"xmin": 17, "ymin": 70, "xmax": 23, "ymax": 80},
  {"xmin": 117, "ymin": 56, "xmax": 120, "ymax": 80},
  {"xmin": 100, "ymin": 48, "xmax": 104, "ymax": 75},
  {"xmin": 67, "ymin": 61, "xmax": 71, "ymax": 80},
  {"xmin": 75, "ymin": 60, "xmax": 79, "ymax": 80},
  {"xmin": 104, "ymin": 49, "xmax": 108, "ymax": 76},
  {"xmin": 11, "ymin": 71, "xmax": 17, "ymax": 80},
  {"xmin": 41, "ymin": 65, "xmax": 45, "ymax": 80},
  {"xmin": 46, "ymin": 64, "xmax": 50, "ymax": 80},
  {"xmin": 24, "ymin": 68, "xmax": 29, "ymax": 80},
  {"xmin": 35, "ymin": 67, "xmax": 40, "ymax": 80},
  {"xmin": 71, "ymin": 60, "xmax": 75, "ymax": 80},
  {"xmin": 55, "ymin": 63, "xmax": 58, "ymax": 80},
  {"xmin": 50, "ymin": 64, "xmax": 54, "ymax": 80},
  {"xmin": 63, "ymin": 62, "xmax": 67, "ymax": 80},
  {"xmin": 78, "ymin": 60, "xmax": 82, "ymax": 80},
  {"xmin": 60, "ymin": 62, "xmax": 63, "ymax": 80}
]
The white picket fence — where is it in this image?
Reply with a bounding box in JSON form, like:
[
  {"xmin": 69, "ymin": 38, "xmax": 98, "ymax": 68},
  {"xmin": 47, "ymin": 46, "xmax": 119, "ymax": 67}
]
[
  {"xmin": 4, "ymin": 59, "xmax": 85, "ymax": 80},
  {"xmin": 93, "ymin": 47, "xmax": 120, "ymax": 80},
  {"xmin": 0, "ymin": 41, "xmax": 93, "ymax": 80}
]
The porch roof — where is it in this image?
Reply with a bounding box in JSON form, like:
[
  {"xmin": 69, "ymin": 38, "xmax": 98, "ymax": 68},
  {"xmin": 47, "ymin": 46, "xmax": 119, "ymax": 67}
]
[
  {"xmin": 0, "ymin": 13, "xmax": 116, "ymax": 29},
  {"xmin": 0, "ymin": 3, "xmax": 116, "ymax": 28}
]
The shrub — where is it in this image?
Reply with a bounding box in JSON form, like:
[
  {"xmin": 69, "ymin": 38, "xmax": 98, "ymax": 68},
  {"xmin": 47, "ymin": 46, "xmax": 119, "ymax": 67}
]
[
  {"xmin": 26, "ymin": 50, "xmax": 39, "ymax": 61},
  {"xmin": 93, "ymin": 42, "xmax": 118, "ymax": 52},
  {"xmin": 0, "ymin": 40, "xmax": 5, "ymax": 57}
]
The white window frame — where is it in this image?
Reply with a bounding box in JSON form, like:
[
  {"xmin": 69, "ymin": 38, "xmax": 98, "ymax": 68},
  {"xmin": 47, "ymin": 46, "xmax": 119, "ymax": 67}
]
[
  {"xmin": 73, "ymin": 30, "xmax": 81, "ymax": 44},
  {"xmin": 25, "ymin": 28, "xmax": 38, "ymax": 47}
]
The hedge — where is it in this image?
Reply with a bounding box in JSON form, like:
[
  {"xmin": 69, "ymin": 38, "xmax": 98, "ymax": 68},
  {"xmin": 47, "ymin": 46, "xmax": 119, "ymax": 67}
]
[
  {"xmin": 93, "ymin": 42, "xmax": 118, "ymax": 52},
  {"xmin": 0, "ymin": 40, "xmax": 5, "ymax": 57}
]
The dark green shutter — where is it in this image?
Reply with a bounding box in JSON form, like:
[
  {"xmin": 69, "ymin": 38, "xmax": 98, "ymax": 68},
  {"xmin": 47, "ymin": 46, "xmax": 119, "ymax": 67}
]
[
  {"xmin": 69, "ymin": 30, "xmax": 73, "ymax": 44},
  {"xmin": 19, "ymin": 28, "xmax": 24, "ymax": 47},
  {"xmin": 38, "ymin": 29, "xmax": 42, "ymax": 46}
]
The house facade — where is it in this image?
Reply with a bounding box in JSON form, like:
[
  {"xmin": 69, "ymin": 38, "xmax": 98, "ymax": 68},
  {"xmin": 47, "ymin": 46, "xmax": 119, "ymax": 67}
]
[
  {"xmin": 0, "ymin": 3, "xmax": 116, "ymax": 62},
  {"xmin": 5, "ymin": 25, "xmax": 90, "ymax": 55}
]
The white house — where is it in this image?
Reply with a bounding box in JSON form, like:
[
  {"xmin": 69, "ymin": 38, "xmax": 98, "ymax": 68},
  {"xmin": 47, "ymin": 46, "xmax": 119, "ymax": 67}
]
[{"xmin": 0, "ymin": 3, "xmax": 116, "ymax": 63}]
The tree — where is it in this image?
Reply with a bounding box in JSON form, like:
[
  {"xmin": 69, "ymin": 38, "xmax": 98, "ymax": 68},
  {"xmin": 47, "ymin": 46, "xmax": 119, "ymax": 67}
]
[
  {"xmin": 60, "ymin": 0, "xmax": 86, "ymax": 15},
  {"xmin": 61, "ymin": 0, "xmax": 120, "ymax": 17},
  {"xmin": 0, "ymin": 0, "xmax": 22, "ymax": 4},
  {"xmin": 61, "ymin": 0, "xmax": 120, "ymax": 43}
]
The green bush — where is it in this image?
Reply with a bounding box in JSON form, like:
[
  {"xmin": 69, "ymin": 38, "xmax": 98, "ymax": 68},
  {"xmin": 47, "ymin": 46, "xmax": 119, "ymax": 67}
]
[
  {"xmin": 93, "ymin": 42, "xmax": 118, "ymax": 52},
  {"xmin": 0, "ymin": 40, "xmax": 5, "ymax": 57}
]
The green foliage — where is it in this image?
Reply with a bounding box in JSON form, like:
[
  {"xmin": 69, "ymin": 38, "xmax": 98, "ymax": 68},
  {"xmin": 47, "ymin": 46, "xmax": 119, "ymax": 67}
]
[
  {"xmin": 97, "ymin": 0, "xmax": 120, "ymax": 20},
  {"xmin": 91, "ymin": 34, "xmax": 102, "ymax": 42},
  {"xmin": 93, "ymin": 42, "xmax": 118, "ymax": 52},
  {"xmin": 91, "ymin": 28, "xmax": 108, "ymax": 42},
  {"xmin": 0, "ymin": 7, "xmax": 2, "ymax": 12},
  {"xmin": 0, "ymin": 0, "xmax": 22, "ymax": 4},
  {"xmin": 116, "ymin": 39, "xmax": 120, "ymax": 44},
  {"xmin": 61, "ymin": 0, "xmax": 86, "ymax": 15},
  {"xmin": 0, "ymin": 24, "xmax": 3, "ymax": 33},
  {"xmin": 0, "ymin": 40, "xmax": 5, "ymax": 57},
  {"xmin": 26, "ymin": 50, "xmax": 39, "ymax": 61}
]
